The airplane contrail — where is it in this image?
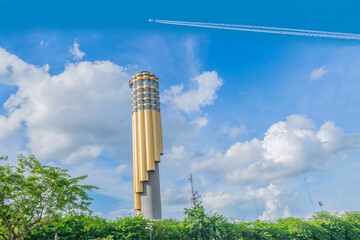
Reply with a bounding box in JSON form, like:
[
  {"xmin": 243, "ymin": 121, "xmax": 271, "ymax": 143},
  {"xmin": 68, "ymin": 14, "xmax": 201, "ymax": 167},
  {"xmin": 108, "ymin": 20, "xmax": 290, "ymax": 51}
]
[{"xmin": 150, "ymin": 19, "xmax": 360, "ymax": 40}]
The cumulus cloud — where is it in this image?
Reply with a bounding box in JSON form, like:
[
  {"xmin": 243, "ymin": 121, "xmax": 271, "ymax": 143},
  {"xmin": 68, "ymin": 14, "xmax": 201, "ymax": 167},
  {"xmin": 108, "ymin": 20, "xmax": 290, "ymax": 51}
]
[
  {"xmin": 194, "ymin": 115, "xmax": 360, "ymax": 184},
  {"xmin": 192, "ymin": 138, "xmax": 263, "ymax": 175},
  {"xmin": 162, "ymin": 71, "xmax": 223, "ymax": 113},
  {"xmin": 63, "ymin": 146, "xmax": 103, "ymax": 164},
  {"xmin": 202, "ymin": 183, "xmax": 290, "ymax": 221},
  {"xmin": 159, "ymin": 71, "xmax": 223, "ymax": 148},
  {"xmin": 246, "ymin": 184, "xmax": 291, "ymax": 221},
  {"xmin": 203, "ymin": 191, "xmax": 243, "ymax": 211},
  {"xmin": 310, "ymin": 65, "xmax": 327, "ymax": 80},
  {"xmin": 0, "ymin": 48, "xmax": 132, "ymax": 163},
  {"xmin": 69, "ymin": 39, "xmax": 86, "ymax": 60},
  {"xmin": 317, "ymin": 121, "xmax": 360, "ymax": 152}
]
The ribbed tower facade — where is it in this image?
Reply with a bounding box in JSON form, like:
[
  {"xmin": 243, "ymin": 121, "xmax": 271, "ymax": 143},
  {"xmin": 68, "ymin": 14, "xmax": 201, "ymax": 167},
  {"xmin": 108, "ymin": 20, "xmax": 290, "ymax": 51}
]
[{"xmin": 129, "ymin": 71, "xmax": 163, "ymax": 219}]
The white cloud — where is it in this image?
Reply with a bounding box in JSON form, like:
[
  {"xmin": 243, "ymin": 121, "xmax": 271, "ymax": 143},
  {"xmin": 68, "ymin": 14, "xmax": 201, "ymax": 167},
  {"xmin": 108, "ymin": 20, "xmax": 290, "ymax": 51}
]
[
  {"xmin": 202, "ymin": 183, "xmax": 290, "ymax": 221},
  {"xmin": 115, "ymin": 164, "xmax": 130, "ymax": 174},
  {"xmin": 310, "ymin": 65, "xmax": 327, "ymax": 80},
  {"xmin": 193, "ymin": 117, "xmax": 208, "ymax": 129},
  {"xmin": 0, "ymin": 47, "xmax": 131, "ymax": 163},
  {"xmin": 246, "ymin": 183, "xmax": 291, "ymax": 221},
  {"xmin": 192, "ymin": 138, "xmax": 263, "ymax": 175},
  {"xmin": 221, "ymin": 123, "xmax": 248, "ymax": 139},
  {"xmin": 63, "ymin": 146, "xmax": 102, "ymax": 164},
  {"xmin": 317, "ymin": 121, "xmax": 360, "ymax": 152},
  {"xmin": 194, "ymin": 115, "xmax": 360, "ymax": 184},
  {"xmin": 69, "ymin": 39, "xmax": 85, "ymax": 60},
  {"xmin": 203, "ymin": 191, "xmax": 242, "ymax": 211},
  {"xmin": 0, "ymin": 47, "xmax": 46, "ymax": 86},
  {"xmin": 162, "ymin": 71, "xmax": 223, "ymax": 113},
  {"xmin": 0, "ymin": 114, "xmax": 24, "ymax": 138}
]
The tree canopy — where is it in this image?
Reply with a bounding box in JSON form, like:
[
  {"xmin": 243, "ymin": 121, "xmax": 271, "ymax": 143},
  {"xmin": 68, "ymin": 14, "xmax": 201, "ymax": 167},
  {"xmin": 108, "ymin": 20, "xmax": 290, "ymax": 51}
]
[{"xmin": 0, "ymin": 154, "xmax": 97, "ymax": 240}]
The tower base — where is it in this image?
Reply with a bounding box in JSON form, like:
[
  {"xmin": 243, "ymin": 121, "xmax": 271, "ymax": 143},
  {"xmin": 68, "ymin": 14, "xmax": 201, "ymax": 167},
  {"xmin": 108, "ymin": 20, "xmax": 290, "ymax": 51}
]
[{"xmin": 140, "ymin": 162, "xmax": 162, "ymax": 219}]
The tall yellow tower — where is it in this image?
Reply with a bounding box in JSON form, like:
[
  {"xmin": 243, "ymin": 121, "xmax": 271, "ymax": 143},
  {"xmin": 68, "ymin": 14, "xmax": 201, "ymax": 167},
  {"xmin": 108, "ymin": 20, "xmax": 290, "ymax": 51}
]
[{"xmin": 129, "ymin": 71, "xmax": 163, "ymax": 219}]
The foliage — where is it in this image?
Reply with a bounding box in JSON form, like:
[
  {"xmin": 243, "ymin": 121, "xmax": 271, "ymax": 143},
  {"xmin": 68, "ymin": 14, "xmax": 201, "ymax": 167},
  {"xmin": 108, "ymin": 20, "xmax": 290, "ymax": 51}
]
[
  {"xmin": 182, "ymin": 201, "xmax": 228, "ymax": 240},
  {"xmin": 152, "ymin": 219, "xmax": 188, "ymax": 240},
  {"xmin": 23, "ymin": 208, "xmax": 360, "ymax": 240},
  {"xmin": 312, "ymin": 211, "xmax": 360, "ymax": 240},
  {"xmin": 108, "ymin": 216, "xmax": 149, "ymax": 240},
  {"xmin": 25, "ymin": 215, "xmax": 149, "ymax": 240},
  {"xmin": 0, "ymin": 154, "xmax": 97, "ymax": 240},
  {"xmin": 24, "ymin": 215, "xmax": 106, "ymax": 240},
  {"xmin": 97, "ymin": 236, "xmax": 114, "ymax": 240}
]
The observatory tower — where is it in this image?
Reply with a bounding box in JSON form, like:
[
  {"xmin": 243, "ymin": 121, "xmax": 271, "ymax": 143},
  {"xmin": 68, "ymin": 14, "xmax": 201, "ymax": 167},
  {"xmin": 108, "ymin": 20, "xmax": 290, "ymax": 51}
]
[{"xmin": 129, "ymin": 72, "xmax": 163, "ymax": 219}]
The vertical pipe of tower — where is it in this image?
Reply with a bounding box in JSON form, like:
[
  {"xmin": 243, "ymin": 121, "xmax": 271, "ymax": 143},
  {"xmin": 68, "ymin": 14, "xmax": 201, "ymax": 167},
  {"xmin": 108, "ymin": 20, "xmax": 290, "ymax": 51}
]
[
  {"xmin": 152, "ymin": 77, "xmax": 161, "ymax": 162},
  {"xmin": 156, "ymin": 75, "xmax": 164, "ymax": 155},
  {"xmin": 152, "ymin": 108, "xmax": 160, "ymax": 161},
  {"xmin": 137, "ymin": 77, "xmax": 149, "ymax": 182},
  {"xmin": 132, "ymin": 80, "xmax": 142, "ymax": 210},
  {"xmin": 158, "ymin": 109, "xmax": 164, "ymax": 155},
  {"xmin": 132, "ymin": 112, "xmax": 140, "ymax": 210},
  {"xmin": 144, "ymin": 108, "xmax": 155, "ymax": 170},
  {"xmin": 144, "ymin": 75, "xmax": 155, "ymax": 171},
  {"xmin": 134, "ymin": 110, "xmax": 143, "ymax": 193}
]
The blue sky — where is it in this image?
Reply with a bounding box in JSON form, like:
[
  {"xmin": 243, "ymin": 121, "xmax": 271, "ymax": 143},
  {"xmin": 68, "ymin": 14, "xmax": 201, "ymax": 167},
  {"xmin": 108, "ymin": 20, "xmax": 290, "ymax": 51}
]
[{"xmin": 1, "ymin": 0, "xmax": 360, "ymax": 221}]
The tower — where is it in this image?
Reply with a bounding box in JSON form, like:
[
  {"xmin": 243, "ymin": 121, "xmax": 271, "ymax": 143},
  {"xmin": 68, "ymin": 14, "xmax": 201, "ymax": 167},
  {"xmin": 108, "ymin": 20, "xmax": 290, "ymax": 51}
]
[{"xmin": 129, "ymin": 71, "xmax": 163, "ymax": 219}]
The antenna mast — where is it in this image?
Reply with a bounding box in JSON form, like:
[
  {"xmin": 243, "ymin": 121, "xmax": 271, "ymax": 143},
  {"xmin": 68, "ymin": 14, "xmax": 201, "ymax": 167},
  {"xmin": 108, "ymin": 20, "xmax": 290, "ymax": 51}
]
[{"xmin": 189, "ymin": 173, "xmax": 201, "ymax": 205}]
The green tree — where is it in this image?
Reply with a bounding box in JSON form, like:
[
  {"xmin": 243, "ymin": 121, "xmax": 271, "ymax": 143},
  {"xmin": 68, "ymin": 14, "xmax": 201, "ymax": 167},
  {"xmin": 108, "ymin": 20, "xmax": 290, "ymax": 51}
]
[
  {"xmin": 0, "ymin": 154, "xmax": 97, "ymax": 240},
  {"xmin": 183, "ymin": 201, "xmax": 228, "ymax": 240}
]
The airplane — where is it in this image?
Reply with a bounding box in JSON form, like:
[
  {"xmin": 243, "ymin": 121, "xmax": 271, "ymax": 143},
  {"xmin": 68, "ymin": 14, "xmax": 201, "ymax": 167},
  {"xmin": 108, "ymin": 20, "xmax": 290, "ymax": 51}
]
[{"xmin": 148, "ymin": 18, "xmax": 154, "ymax": 23}]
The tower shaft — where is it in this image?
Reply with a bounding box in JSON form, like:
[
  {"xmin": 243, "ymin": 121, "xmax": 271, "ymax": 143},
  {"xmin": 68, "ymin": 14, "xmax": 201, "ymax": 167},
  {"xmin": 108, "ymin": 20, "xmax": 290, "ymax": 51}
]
[{"xmin": 130, "ymin": 72, "xmax": 163, "ymax": 219}]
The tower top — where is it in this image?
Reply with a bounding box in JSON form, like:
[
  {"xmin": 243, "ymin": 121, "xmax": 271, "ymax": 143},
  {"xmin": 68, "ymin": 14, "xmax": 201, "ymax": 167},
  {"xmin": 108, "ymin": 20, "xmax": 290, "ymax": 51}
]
[{"xmin": 129, "ymin": 71, "xmax": 159, "ymax": 88}]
